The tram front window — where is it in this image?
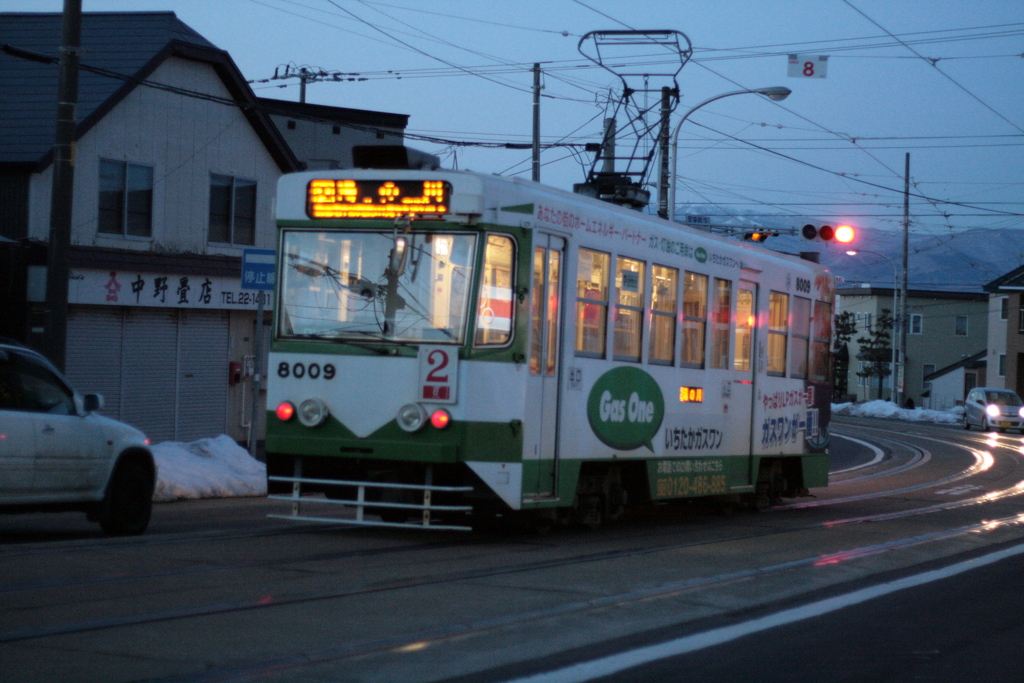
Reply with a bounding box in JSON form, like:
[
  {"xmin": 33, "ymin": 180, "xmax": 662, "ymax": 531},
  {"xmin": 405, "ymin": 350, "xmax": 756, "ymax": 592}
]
[{"xmin": 278, "ymin": 230, "xmax": 477, "ymax": 343}]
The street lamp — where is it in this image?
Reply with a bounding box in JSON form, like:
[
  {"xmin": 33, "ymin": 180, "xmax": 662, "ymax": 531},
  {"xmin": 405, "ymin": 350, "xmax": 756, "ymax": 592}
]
[
  {"xmin": 846, "ymin": 249, "xmax": 901, "ymax": 404},
  {"xmin": 667, "ymin": 86, "xmax": 791, "ymax": 222}
]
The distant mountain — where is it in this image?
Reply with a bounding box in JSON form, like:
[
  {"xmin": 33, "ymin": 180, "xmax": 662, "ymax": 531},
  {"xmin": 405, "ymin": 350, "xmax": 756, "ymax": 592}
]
[{"xmin": 672, "ymin": 205, "xmax": 1024, "ymax": 293}]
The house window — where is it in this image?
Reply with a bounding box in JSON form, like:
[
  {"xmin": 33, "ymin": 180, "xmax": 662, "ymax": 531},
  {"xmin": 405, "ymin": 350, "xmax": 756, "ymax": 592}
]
[
  {"xmin": 922, "ymin": 363, "xmax": 935, "ymax": 395},
  {"xmin": 909, "ymin": 314, "xmax": 922, "ymax": 335},
  {"xmin": 862, "ymin": 312, "xmax": 872, "ymax": 331},
  {"xmin": 209, "ymin": 175, "xmax": 256, "ymax": 245},
  {"xmin": 98, "ymin": 159, "xmax": 153, "ymax": 237},
  {"xmin": 1000, "ymin": 297, "xmax": 1008, "ymax": 320},
  {"xmin": 954, "ymin": 315, "xmax": 968, "ymax": 336},
  {"xmin": 1019, "ymin": 301, "xmax": 1024, "ymax": 333},
  {"xmin": 999, "ymin": 354, "xmax": 1007, "ymax": 377}
]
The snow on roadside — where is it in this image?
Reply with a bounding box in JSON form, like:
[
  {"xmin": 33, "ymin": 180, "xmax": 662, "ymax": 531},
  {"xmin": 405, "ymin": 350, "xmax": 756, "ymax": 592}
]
[
  {"xmin": 151, "ymin": 434, "xmax": 267, "ymax": 502},
  {"xmin": 831, "ymin": 399, "xmax": 963, "ymax": 425}
]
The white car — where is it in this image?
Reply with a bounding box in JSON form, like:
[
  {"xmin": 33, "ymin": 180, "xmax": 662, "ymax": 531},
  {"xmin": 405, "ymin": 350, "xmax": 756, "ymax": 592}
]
[
  {"xmin": 0, "ymin": 342, "xmax": 156, "ymax": 535},
  {"xmin": 962, "ymin": 387, "xmax": 1024, "ymax": 433}
]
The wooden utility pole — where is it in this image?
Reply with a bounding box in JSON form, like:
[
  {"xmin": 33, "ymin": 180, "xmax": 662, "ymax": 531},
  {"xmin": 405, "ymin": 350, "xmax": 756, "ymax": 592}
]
[
  {"xmin": 45, "ymin": 0, "xmax": 82, "ymax": 370},
  {"xmin": 532, "ymin": 63, "xmax": 541, "ymax": 182},
  {"xmin": 657, "ymin": 86, "xmax": 672, "ymax": 219},
  {"xmin": 898, "ymin": 152, "xmax": 910, "ymax": 406}
]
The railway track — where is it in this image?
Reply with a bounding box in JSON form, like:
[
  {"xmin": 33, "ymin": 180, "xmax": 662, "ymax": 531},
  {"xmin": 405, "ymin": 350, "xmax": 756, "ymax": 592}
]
[{"xmin": 5, "ymin": 421, "xmax": 1024, "ymax": 682}]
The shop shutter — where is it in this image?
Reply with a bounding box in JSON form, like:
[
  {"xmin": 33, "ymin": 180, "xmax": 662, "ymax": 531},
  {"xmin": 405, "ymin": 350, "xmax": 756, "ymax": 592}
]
[
  {"xmin": 121, "ymin": 309, "xmax": 178, "ymax": 441},
  {"xmin": 66, "ymin": 307, "xmax": 125, "ymax": 420},
  {"xmin": 176, "ymin": 310, "xmax": 229, "ymax": 441}
]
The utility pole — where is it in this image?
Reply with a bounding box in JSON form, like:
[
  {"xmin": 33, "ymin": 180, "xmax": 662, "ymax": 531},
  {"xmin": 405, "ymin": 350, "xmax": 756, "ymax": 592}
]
[
  {"xmin": 657, "ymin": 86, "xmax": 672, "ymax": 219},
  {"xmin": 532, "ymin": 63, "xmax": 541, "ymax": 182},
  {"xmin": 898, "ymin": 152, "xmax": 910, "ymax": 406},
  {"xmin": 45, "ymin": 0, "xmax": 82, "ymax": 371}
]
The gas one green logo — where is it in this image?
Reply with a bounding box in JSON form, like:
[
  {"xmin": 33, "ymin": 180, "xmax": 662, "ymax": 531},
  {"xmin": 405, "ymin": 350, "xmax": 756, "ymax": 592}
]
[{"xmin": 586, "ymin": 367, "xmax": 665, "ymax": 452}]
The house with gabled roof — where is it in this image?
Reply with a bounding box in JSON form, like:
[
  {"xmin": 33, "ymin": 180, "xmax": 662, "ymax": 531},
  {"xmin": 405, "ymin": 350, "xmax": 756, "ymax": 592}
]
[
  {"xmin": 983, "ymin": 264, "xmax": 1024, "ymax": 396},
  {"xmin": 0, "ymin": 11, "xmax": 423, "ymax": 446}
]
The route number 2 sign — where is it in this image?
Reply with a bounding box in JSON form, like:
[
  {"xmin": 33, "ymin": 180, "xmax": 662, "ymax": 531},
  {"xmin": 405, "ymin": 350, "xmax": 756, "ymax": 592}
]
[
  {"xmin": 418, "ymin": 345, "xmax": 458, "ymax": 403},
  {"xmin": 787, "ymin": 54, "xmax": 828, "ymax": 79}
]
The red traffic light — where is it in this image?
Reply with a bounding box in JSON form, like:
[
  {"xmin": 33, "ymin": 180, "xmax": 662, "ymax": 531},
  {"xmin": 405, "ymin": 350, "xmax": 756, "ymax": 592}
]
[{"xmin": 802, "ymin": 223, "xmax": 855, "ymax": 243}]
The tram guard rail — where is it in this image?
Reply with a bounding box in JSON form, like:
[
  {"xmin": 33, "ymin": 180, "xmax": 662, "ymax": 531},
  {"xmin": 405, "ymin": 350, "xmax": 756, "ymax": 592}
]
[{"xmin": 268, "ymin": 463, "xmax": 474, "ymax": 531}]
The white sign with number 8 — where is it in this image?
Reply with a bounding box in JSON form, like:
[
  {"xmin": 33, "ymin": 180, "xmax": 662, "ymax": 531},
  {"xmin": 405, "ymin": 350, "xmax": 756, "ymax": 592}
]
[{"xmin": 787, "ymin": 54, "xmax": 828, "ymax": 79}]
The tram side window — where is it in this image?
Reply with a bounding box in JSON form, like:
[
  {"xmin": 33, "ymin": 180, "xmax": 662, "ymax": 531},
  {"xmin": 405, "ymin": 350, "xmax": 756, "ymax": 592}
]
[
  {"xmin": 649, "ymin": 265, "xmax": 678, "ymax": 365},
  {"xmin": 576, "ymin": 248, "xmax": 610, "ymax": 357},
  {"xmin": 614, "ymin": 257, "xmax": 645, "ymax": 362},
  {"xmin": 734, "ymin": 285, "xmax": 754, "ymax": 372},
  {"xmin": 475, "ymin": 235, "xmax": 516, "ymax": 346},
  {"xmin": 811, "ymin": 300, "xmax": 833, "ymax": 382},
  {"xmin": 767, "ymin": 291, "xmax": 788, "ymax": 376},
  {"xmin": 791, "ymin": 296, "xmax": 811, "ymax": 379},
  {"xmin": 682, "ymin": 272, "xmax": 707, "ymax": 368},
  {"xmin": 710, "ymin": 278, "xmax": 732, "ymax": 369}
]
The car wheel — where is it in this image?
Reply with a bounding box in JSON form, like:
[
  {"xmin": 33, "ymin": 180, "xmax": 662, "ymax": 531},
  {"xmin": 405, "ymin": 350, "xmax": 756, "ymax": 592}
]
[
  {"xmin": 963, "ymin": 414, "xmax": 971, "ymax": 430},
  {"xmin": 99, "ymin": 457, "xmax": 154, "ymax": 536}
]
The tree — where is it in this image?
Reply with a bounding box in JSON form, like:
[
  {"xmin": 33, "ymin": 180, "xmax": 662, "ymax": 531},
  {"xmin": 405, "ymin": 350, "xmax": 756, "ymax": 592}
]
[
  {"xmin": 856, "ymin": 309, "xmax": 894, "ymax": 401},
  {"xmin": 833, "ymin": 310, "xmax": 856, "ymax": 399}
]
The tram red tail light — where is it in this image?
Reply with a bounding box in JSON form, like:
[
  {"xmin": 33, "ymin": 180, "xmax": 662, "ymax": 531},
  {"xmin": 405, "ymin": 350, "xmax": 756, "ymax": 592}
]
[
  {"xmin": 430, "ymin": 409, "xmax": 451, "ymax": 430},
  {"xmin": 276, "ymin": 401, "xmax": 296, "ymax": 421}
]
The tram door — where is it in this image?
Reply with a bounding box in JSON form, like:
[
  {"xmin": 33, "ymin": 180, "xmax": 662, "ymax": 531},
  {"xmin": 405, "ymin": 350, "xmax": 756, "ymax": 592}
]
[
  {"xmin": 734, "ymin": 281, "xmax": 758, "ymax": 462},
  {"xmin": 526, "ymin": 234, "xmax": 564, "ymax": 497}
]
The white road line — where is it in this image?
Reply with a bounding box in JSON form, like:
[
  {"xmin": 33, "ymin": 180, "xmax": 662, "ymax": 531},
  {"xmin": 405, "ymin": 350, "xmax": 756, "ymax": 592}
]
[
  {"xmin": 829, "ymin": 433, "xmax": 885, "ymax": 474},
  {"xmin": 503, "ymin": 541, "xmax": 1024, "ymax": 683}
]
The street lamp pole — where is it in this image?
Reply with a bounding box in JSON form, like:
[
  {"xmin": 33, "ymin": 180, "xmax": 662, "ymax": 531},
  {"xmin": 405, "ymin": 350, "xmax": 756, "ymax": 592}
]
[
  {"xmin": 667, "ymin": 86, "xmax": 791, "ymax": 223},
  {"xmin": 846, "ymin": 249, "xmax": 900, "ymax": 403}
]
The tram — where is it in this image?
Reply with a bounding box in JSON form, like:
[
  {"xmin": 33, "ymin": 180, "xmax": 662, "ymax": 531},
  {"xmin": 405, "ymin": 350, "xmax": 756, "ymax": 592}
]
[{"xmin": 265, "ymin": 165, "xmax": 834, "ymax": 530}]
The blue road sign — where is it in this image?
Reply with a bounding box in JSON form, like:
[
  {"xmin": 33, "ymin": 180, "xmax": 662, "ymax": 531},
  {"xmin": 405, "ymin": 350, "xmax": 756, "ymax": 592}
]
[{"xmin": 241, "ymin": 248, "xmax": 276, "ymax": 291}]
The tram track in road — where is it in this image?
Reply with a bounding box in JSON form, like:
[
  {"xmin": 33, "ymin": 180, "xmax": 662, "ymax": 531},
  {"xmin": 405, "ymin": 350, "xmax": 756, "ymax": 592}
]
[
  {"xmin": 7, "ymin": 435, "xmax": 1024, "ymax": 649},
  {"xmin": 40, "ymin": 495, "xmax": 1024, "ymax": 683}
]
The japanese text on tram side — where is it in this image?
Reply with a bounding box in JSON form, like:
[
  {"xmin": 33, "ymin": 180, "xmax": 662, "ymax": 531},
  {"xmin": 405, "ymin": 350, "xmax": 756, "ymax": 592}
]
[
  {"xmin": 535, "ymin": 205, "xmax": 645, "ymax": 245},
  {"xmin": 762, "ymin": 388, "xmax": 815, "ymax": 410},
  {"xmin": 656, "ymin": 458, "xmax": 724, "ymax": 475},
  {"xmin": 663, "ymin": 427, "xmax": 724, "ymax": 452},
  {"xmin": 655, "ymin": 474, "xmax": 727, "ymax": 498}
]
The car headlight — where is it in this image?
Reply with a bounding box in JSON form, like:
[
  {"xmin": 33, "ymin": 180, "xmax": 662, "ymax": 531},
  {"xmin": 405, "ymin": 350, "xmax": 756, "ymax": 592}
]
[
  {"xmin": 397, "ymin": 403, "xmax": 427, "ymax": 433},
  {"xmin": 1018, "ymin": 407, "xmax": 1024, "ymax": 419},
  {"xmin": 986, "ymin": 404, "xmax": 1001, "ymax": 418},
  {"xmin": 297, "ymin": 398, "xmax": 329, "ymax": 427}
]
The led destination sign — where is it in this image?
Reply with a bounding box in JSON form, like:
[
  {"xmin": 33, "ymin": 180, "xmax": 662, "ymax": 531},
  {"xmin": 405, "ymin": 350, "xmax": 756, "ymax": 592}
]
[{"xmin": 307, "ymin": 179, "xmax": 450, "ymax": 219}]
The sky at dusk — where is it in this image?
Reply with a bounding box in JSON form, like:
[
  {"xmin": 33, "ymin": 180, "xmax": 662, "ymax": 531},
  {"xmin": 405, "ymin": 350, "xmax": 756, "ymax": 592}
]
[{"xmin": 4, "ymin": 1, "xmax": 1023, "ymax": 271}]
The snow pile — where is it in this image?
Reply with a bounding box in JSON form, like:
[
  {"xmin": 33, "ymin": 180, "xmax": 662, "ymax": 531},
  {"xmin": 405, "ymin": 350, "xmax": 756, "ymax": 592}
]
[
  {"xmin": 832, "ymin": 399, "xmax": 963, "ymax": 425},
  {"xmin": 151, "ymin": 434, "xmax": 267, "ymax": 502}
]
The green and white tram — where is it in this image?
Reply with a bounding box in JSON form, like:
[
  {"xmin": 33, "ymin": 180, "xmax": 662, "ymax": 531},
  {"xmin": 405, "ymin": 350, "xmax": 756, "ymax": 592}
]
[{"xmin": 266, "ymin": 167, "xmax": 834, "ymax": 530}]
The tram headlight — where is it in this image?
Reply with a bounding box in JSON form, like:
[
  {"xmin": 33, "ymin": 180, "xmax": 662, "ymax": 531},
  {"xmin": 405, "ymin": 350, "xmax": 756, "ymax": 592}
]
[
  {"xmin": 430, "ymin": 409, "xmax": 451, "ymax": 430},
  {"xmin": 276, "ymin": 401, "xmax": 296, "ymax": 422},
  {"xmin": 397, "ymin": 403, "xmax": 428, "ymax": 433},
  {"xmin": 297, "ymin": 398, "xmax": 329, "ymax": 427}
]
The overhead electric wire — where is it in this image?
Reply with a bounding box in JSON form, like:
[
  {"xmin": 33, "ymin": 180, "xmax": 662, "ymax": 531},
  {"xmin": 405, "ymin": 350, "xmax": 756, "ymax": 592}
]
[{"xmin": 840, "ymin": 0, "xmax": 1024, "ymax": 136}]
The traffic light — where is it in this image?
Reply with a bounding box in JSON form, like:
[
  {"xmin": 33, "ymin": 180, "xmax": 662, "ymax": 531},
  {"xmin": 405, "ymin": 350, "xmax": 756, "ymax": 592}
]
[
  {"xmin": 802, "ymin": 224, "xmax": 855, "ymax": 243},
  {"xmin": 743, "ymin": 231, "xmax": 778, "ymax": 242}
]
